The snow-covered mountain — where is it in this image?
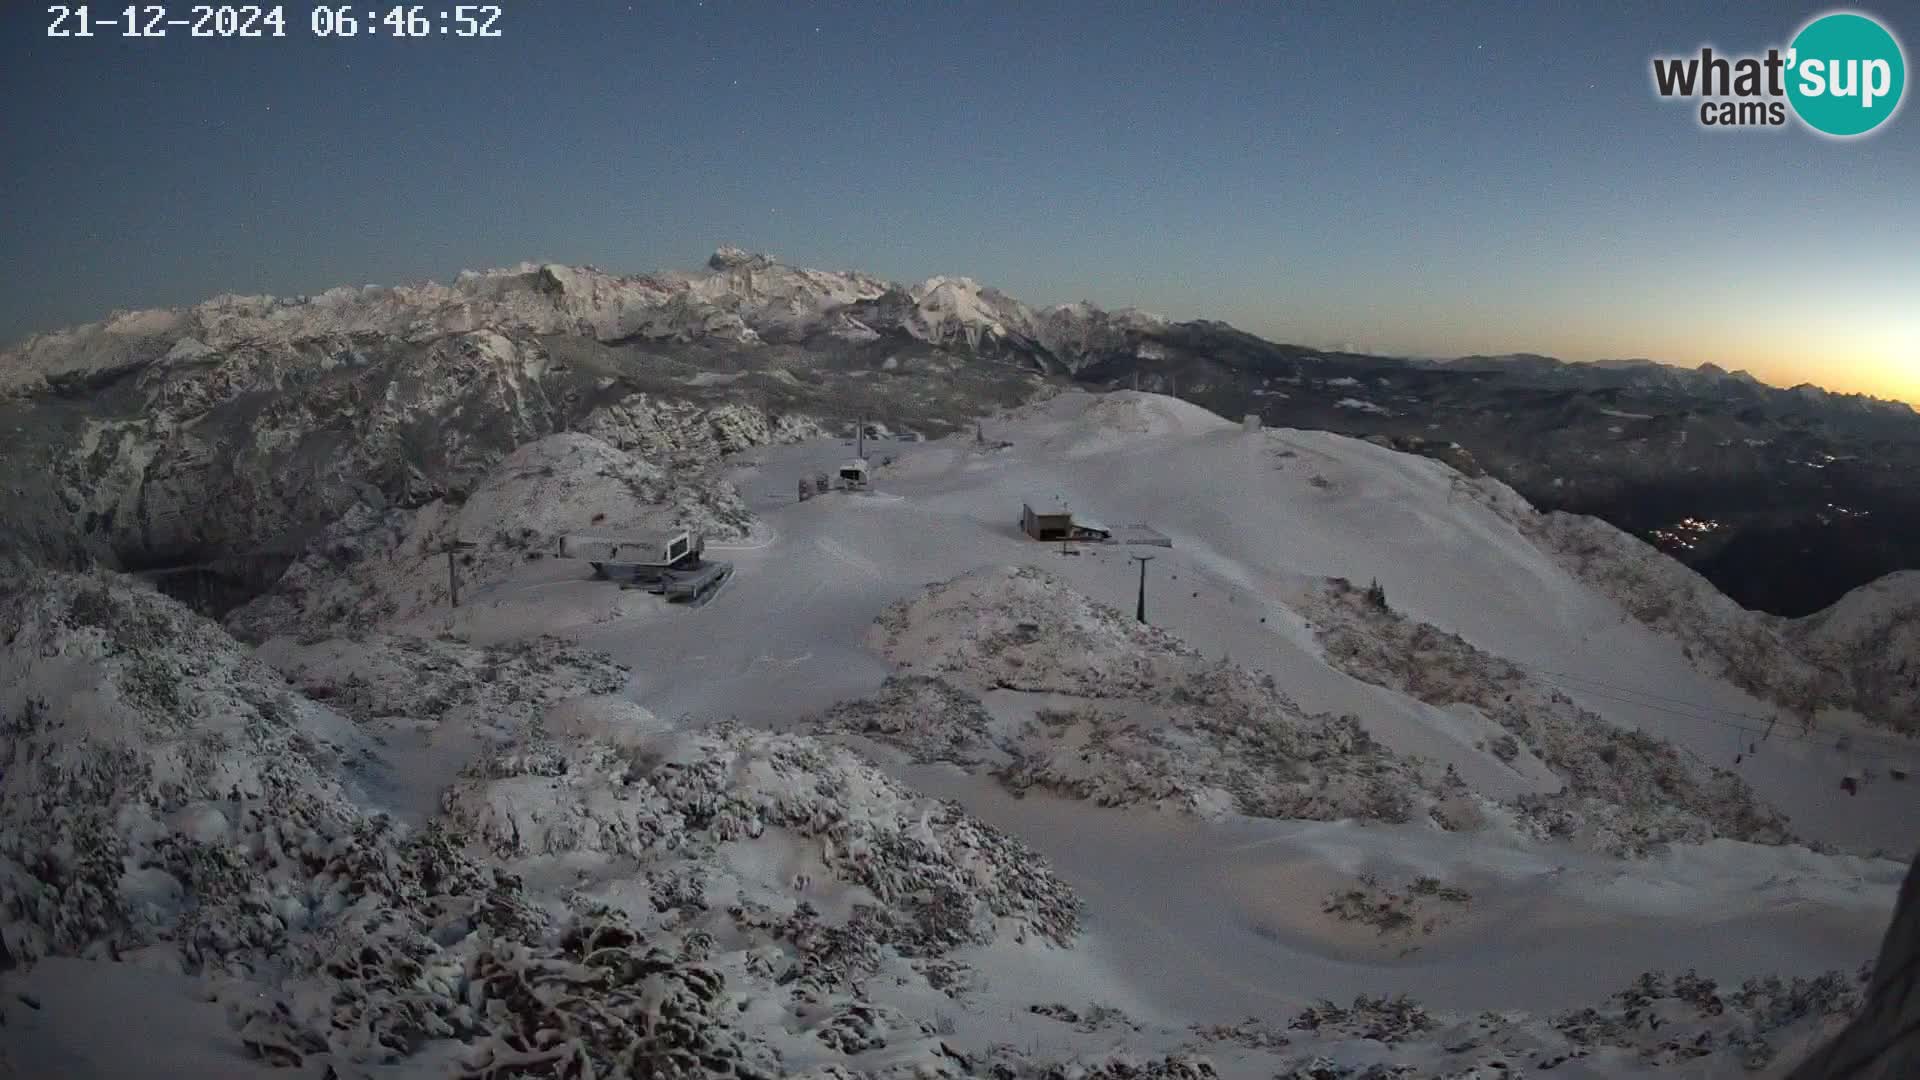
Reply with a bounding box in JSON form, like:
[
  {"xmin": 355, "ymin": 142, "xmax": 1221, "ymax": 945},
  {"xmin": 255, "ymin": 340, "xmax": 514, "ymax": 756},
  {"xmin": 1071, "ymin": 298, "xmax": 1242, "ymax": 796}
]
[
  {"xmin": 2, "ymin": 370, "xmax": 1917, "ymax": 1076},
  {"xmin": 4, "ymin": 247, "xmax": 1919, "ymax": 732},
  {"xmin": 0, "ymin": 248, "xmax": 1163, "ymax": 401}
]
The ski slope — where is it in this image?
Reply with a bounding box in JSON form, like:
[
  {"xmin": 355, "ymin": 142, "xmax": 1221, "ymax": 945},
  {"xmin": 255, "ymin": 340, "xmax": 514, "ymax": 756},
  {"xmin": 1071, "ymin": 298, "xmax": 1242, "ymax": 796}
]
[
  {"xmin": 550, "ymin": 390, "xmax": 1912, "ymax": 850},
  {"xmin": 433, "ymin": 388, "xmax": 1918, "ymax": 1058}
]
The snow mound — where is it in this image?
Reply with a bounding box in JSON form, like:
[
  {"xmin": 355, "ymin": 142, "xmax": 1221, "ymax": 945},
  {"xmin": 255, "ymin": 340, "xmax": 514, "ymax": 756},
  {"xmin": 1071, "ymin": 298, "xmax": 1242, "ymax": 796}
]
[
  {"xmin": 0, "ymin": 568, "xmax": 369, "ymax": 965},
  {"xmin": 445, "ymin": 724, "xmax": 1081, "ymax": 953},
  {"xmin": 855, "ymin": 567, "xmax": 1444, "ymax": 824},
  {"xmin": 1793, "ymin": 570, "xmax": 1920, "ymax": 648},
  {"xmin": 814, "ymin": 675, "xmax": 1001, "ymax": 766},
  {"xmin": 873, "ymin": 564, "xmax": 1205, "ymax": 697},
  {"xmin": 580, "ymin": 392, "xmax": 830, "ymax": 462},
  {"xmin": 1486, "ymin": 500, "xmax": 1824, "ymax": 707},
  {"xmin": 1004, "ymin": 390, "xmax": 1236, "ymax": 457},
  {"xmin": 1250, "ymin": 966, "xmax": 1867, "ymax": 1077},
  {"xmin": 459, "ymin": 431, "xmax": 750, "ymax": 538}
]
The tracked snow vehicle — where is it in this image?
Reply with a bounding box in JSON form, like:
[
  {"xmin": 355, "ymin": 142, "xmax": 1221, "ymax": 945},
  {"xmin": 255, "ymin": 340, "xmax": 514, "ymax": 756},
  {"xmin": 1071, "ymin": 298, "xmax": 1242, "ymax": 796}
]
[{"xmin": 558, "ymin": 529, "xmax": 733, "ymax": 606}]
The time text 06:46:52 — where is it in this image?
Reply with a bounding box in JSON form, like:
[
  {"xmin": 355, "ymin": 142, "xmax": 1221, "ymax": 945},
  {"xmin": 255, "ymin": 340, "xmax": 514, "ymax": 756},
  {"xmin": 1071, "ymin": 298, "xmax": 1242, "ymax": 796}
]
[{"xmin": 46, "ymin": 6, "xmax": 503, "ymax": 38}]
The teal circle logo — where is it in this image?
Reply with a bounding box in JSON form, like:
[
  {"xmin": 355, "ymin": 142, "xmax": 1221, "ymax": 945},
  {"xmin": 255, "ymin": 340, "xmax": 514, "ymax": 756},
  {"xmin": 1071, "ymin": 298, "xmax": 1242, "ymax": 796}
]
[{"xmin": 1786, "ymin": 12, "xmax": 1906, "ymax": 136}]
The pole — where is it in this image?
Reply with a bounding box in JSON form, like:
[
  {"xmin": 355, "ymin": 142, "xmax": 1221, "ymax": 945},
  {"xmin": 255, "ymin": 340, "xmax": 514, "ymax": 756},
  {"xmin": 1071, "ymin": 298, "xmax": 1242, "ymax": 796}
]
[
  {"xmin": 437, "ymin": 540, "xmax": 477, "ymax": 609},
  {"xmin": 1131, "ymin": 553, "xmax": 1155, "ymax": 623}
]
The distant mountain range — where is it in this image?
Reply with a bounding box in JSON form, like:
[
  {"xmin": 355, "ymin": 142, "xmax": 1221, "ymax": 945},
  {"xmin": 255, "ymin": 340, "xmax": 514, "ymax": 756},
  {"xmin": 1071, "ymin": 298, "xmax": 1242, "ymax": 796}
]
[
  {"xmin": 4, "ymin": 247, "xmax": 1917, "ymax": 617},
  {"xmin": 1427, "ymin": 352, "xmax": 1905, "ymax": 410}
]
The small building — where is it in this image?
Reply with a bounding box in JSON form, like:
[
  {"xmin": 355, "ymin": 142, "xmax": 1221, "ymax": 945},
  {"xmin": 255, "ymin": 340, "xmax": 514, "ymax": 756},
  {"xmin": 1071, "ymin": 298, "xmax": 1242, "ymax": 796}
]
[
  {"xmin": 1021, "ymin": 498, "xmax": 1076, "ymax": 541},
  {"xmin": 1020, "ymin": 498, "xmax": 1113, "ymax": 542}
]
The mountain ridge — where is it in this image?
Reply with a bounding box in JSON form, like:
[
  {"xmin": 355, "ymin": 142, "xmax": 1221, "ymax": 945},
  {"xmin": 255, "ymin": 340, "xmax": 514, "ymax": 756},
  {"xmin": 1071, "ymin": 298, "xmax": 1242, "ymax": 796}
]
[
  {"xmin": 5, "ymin": 247, "xmax": 1919, "ymax": 623},
  {"xmin": 7, "ymin": 248, "xmax": 1908, "ymax": 414}
]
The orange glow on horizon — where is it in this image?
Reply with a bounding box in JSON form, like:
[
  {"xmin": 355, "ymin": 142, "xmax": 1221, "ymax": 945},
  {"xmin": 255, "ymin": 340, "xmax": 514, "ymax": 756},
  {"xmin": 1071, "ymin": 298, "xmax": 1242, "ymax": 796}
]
[{"xmin": 1703, "ymin": 314, "xmax": 1920, "ymax": 406}]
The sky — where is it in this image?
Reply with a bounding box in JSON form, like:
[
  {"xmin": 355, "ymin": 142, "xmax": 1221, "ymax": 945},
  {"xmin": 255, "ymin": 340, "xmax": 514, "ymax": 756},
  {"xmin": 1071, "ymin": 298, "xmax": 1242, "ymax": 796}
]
[{"xmin": 1, "ymin": 1, "xmax": 1916, "ymax": 400}]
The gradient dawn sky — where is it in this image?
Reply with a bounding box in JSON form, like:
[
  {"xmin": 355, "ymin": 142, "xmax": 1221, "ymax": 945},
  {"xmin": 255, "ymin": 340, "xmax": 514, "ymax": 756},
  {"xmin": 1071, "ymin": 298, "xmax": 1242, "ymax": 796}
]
[{"xmin": 2, "ymin": 1, "xmax": 1915, "ymax": 400}]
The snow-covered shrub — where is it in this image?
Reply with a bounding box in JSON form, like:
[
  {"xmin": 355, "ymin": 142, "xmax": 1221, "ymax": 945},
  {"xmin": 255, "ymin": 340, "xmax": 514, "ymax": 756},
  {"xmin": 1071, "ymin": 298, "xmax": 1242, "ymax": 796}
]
[
  {"xmin": 813, "ymin": 675, "xmax": 999, "ymax": 765},
  {"xmin": 258, "ymin": 630, "xmax": 628, "ymax": 730},
  {"xmin": 1550, "ymin": 966, "xmax": 1868, "ymax": 1071},
  {"xmin": 1323, "ymin": 875, "xmax": 1473, "ymax": 938},
  {"xmin": 1289, "ymin": 995, "xmax": 1436, "ymax": 1046},
  {"xmin": 0, "ymin": 568, "xmax": 371, "ymax": 967},
  {"xmin": 452, "ymin": 909, "xmax": 776, "ymax": 1079},
  {"xmin": 444, "ymin": 723, "xmax": 1081, "ymax": 961}
]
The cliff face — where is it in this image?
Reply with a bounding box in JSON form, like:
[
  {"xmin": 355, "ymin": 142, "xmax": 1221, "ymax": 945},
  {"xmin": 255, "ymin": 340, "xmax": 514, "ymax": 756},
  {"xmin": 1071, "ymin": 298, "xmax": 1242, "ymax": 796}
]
[{"xmin": 1790, "ymin": 853, "xmax": 1920, "ymax": 1079}]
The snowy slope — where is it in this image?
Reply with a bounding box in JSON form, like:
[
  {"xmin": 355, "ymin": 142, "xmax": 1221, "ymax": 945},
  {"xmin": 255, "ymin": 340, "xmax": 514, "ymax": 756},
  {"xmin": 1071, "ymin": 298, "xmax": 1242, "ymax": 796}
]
[
  {"xmin": 4, "ymin": 389, "xmax": 1915, "ymax": 1078},
  {"xmin": 592, "ymin": 391, "xmax": 1912, "ymax": 849},
  {"xmin": 543, "ymin": 391, "xmax": 1911, "ymax": 1061},
  {"xmin": 555, "ymin": 391, "xmax": 1903, "ymax": 1074}
]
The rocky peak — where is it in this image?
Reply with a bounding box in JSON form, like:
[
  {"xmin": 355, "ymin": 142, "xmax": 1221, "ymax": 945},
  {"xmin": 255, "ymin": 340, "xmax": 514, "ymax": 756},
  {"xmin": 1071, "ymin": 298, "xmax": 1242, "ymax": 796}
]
[{"xmin": 708, "ymin": 246, "xmax": 776, "ymax": 272}]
